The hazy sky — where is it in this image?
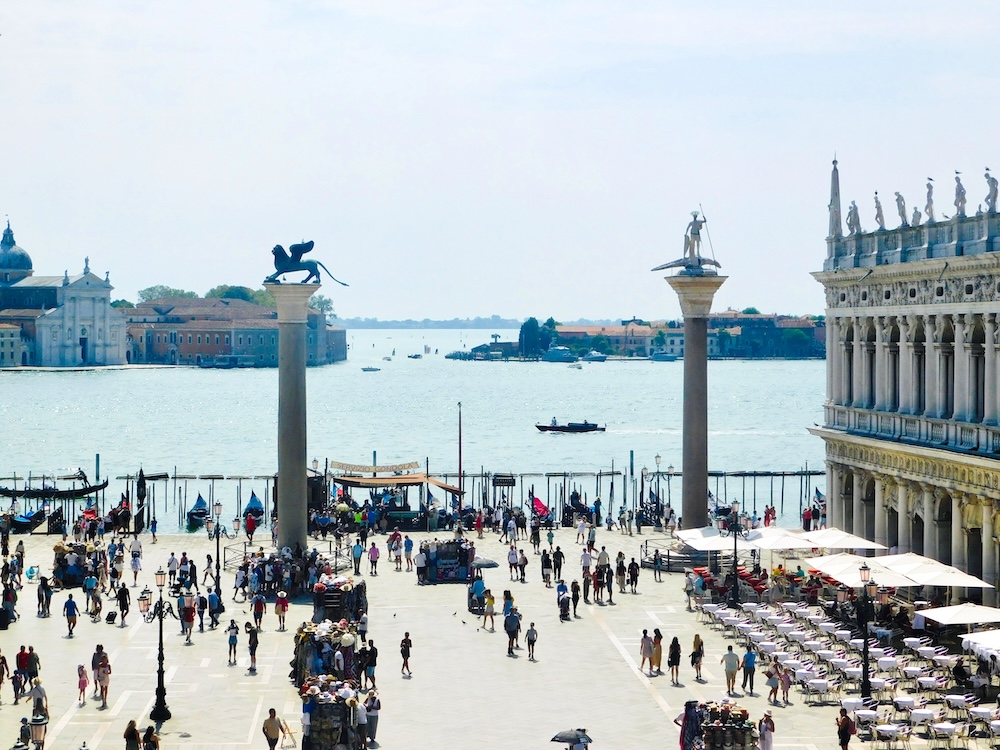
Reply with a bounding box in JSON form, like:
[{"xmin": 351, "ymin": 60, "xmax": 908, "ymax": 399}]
[{"xmin": 3, "ymin": 3, "xmax": 999, "ymax": 320}]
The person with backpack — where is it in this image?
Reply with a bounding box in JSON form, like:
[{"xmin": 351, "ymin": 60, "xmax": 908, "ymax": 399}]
[
  {"xmin": 196, "ymin": 591, "xmax": 208, "ymax": 632},
  {"xmin": 836, "ymin": 707, "xmax": 853, "ymax": 749}
]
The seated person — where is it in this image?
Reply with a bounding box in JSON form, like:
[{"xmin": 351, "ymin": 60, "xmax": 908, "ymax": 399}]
[
  {"xmin": 795, "ymin": 566, "xmax": 805, "ymax": 579},
  {"xmin": 893, "ymin": 607, "xmax": 911, "ymax": 629},
  {"xmin": 953, "ymin": 658, "xmax": 971, "ymax": 688}
]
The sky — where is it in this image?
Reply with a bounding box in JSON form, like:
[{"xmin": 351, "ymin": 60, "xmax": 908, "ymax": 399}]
[{"xmin": 3, "ymin": 2, "xmax": 1000, "ymax": 321}]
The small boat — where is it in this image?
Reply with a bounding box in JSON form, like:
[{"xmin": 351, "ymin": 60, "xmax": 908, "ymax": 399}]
[
  {"xmin": 568, "ymin": 362, "xmax": 582, "ymax": 369},
  {"xmin": 186, "ymin": 494, "xmax": 209, "ymax": 528},
  {"xmin": 536, "ymin": 420, "xmax": 606, "ymax": 433},
  {"xmin": 407, "ymin": 354, "xmax": 422, "ymax": 359},
  {"xmin": 0, "ymin": 478, "xmax": 109, "ymax": 500},
  {"xmin": 361, "ymin": 366, "xmax": 380, "ymax": 372},
  {"xmin": 242, "ymin": 491, "xmax": 265, "ymax": 521},
  {"xmin": 542, "ymin": 346, "xmax": 578, "ymax": 363},
  {"xmin": 11, "ymin": 508, "xmax": 45, "ymax": 534},
  {"xmin": 650, "ymin": 350, "xmax": 678, "ymax": 362},
  {"xmin": 382, "ymin": 356, "xmax": 392, "ymax": 361},
  {"xmin": 582, "ymin": 350, "xmax": 608, "ymax": 362}
]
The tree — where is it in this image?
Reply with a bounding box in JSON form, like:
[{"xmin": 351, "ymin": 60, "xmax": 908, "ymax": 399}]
[
  {"xmin": 138, "ymin": 285, "xmax": 198, "ymax": 303},
  {"xmin": 590, "ymin": 334, "xmax": 612, "ymax": 354},
  {"xmin": 539, "ymin": 317, "xmax": 558, "ymax": 351},
  {"xmin": 310, "ymin": 294, "xmax": 333, "ymax": 315},
  {"xmin": 653, "ymin": 330, "xmax": 666, "ymax": 348},
  {"xmin": 251, "ymin": 288, "xmax": 275, "ymax": 307},
  {"xmin": 741, "ymin": 307, "xmax": 761, "ymax": 315},
  {"xmin": 110, "ymin": 299, "xmax": 134, "ymax": 309},
  {"xmin": 205, "ymin": 285, "xmax": 255, "ymax": 302},
  {"xmin": 519, "ymin": 317, "xmax": 540, "ymax": 357},
  {"xmin": 782, "ymin": 328, "xmax": 811, "ymax": 356}
]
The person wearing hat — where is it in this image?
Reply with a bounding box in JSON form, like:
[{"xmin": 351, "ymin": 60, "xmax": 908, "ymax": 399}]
[
  {"xmin": 758, "ymin": 709, "xmax": 775, "ymax": 750},
  {"xmin": 275, "ymin": 591, "xmax": 289, "ymax": 632},
  {"xmin": 364, "ymin": 689, "xmax": 381, "ymax": 744}
]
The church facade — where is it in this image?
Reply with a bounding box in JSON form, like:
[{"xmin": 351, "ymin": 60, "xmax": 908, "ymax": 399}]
[
  {"xmin": 0, "ymin": 222, "xmax": 127, "ymax": 366},
  {"xmin": 810, "ymin": 161, "xmax": 1000, "ymax": 603}
]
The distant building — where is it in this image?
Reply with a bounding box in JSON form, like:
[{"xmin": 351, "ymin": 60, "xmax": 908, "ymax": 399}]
[
  {"xmin": 0, "ymin": 323, "xmax": 24, "ymax": 367},
  {"xmin": 0, "ymin": 222, "xmax": 127, "ymax": 366},
  {"xmin": 126, "ymin": 297, "xmax": 347, "ymax": 366}
]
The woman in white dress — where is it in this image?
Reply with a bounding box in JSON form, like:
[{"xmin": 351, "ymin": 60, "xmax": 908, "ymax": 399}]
[{"xmin": 758, "ymin": 709, "xmax": 775, "ymax": 750}]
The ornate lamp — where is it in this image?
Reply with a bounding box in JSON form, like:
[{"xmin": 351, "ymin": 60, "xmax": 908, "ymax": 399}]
[
  {"xmin": 214, "ymin": 501, "xmax": 223, "ymax": 519},
  {"xmin": 233, "ymin": 516, "xmax": 241, "ymax": 532},
  {"xmin": 154, "ymin": 568, "xmax": 167, "ymax": 590},
  {"xmin": 836, "ymin": 585, "xmax": 849, "ymax": 604},
  {"xmin": 205, "ymin": 518, "xmax": 215, "ymax": 535},
  {"xmin": 138, "ymin": 588, "xmax": 151, "ymax": 616},
  {"xmin": 29, "ymin": 715, "xmax": 47, "ymax": 749}
]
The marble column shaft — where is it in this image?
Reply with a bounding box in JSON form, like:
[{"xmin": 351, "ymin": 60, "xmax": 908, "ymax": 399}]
[
  {"xmin": 925, "ymin": 316, "xmax": 939, "ymax": 418},
  {"xmin": 986, "ymin": 314, "xmax": 998, "ymax": 425},
  {"xmin": 954, "ymin": 314, "xmax": 969, "ymax": 421},
  {"xmin": 853, "ymin": 470, "xmax": 865, "ymax": 539},
  {"xmin": 983, "ymin": 502, "xmax": 996, "ymax": 607},
  {"xmin": 874, "ymin": 475, "xmax": 888, "ymax": 547},
  {"xmin": 922, "ymin": 484, "xmax": 937, "ymax": 560},
  {"xmin": 853, "ymin": 317, "xmax": 866, "ymax": 408},
  {"xmin": 898, "ymin": 482, "xmax": 912, "ymax": 554}
]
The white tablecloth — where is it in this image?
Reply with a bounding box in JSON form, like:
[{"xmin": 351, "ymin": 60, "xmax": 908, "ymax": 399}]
[
  {"xmin": 874, "ymin": 725, "xmax": 900, "ymax": 737},
  {"xmin": 795, "ymin": 668, "xmax": 814, "ymax": 681},
  {"xmin": 931, "ymin": 722, "xmax": 958, "ymax": 736},
  {"xmin": 835, "ymin": 629, "xmax": 852, "ymax": 641},
  {"xmin": 741, "ymin": 602, "xmax": 760, "ymax": 612},
  {"xmin": 869, "ymin": 647, "xmax": 886, "ymax": 659},
  {"xmin": 844, "ymin": 668, "xmax": 863, "ymax": 680},
  {"xmin": 903, "ymin": 666, "xmax": 925, "ymax": 678},
  {"xmin": 917, "ymin": 676, "xmax": 941, "ymax": 689},
  {"xmin": 841, "ymin": 697, "xmax": 865, "ymax": 712},
  {"xmin": 878, "ymin": 657, "xmax": 899, "ymax": 671},
  {"xmin": 804, "ymin": 640, "xmax": 824, "ymax": 651},
  {"xmin": 969, "ymin": 707, "xmax": 994, "ymax": 721},
  {"xmin": 991, "ymin": 719, "xmax": 1000, "ymax": 733},
  {"xmin": 917, "ymin": 646, "xmax": 938, "ymax": 659},
  {"xmin": 817, "ymin": 649, "xmax": 837, "ymax": 660},
  {"xmin": 869, "ymin": 678, "xmax": 888, "ymax": 691},
  {"xmin": 849, "ymin": 638, "xmax": 866, "ymax": 649},
  {"xmin": 830, "ymin": 658, "xmax": 850, "ymax": 670},
  {"xmin": 781, "ymin": 601, "xmax": 799, "ymax": 610},
  {"xmin": 945, "ymin": 694, "xmax": 969, "ymax": 708},
  {"xmin": 894, "ymin": 696, "xmax": 917, "ymax": 709},
  {"xmin": 760, "ymin": 641, "xmax": 778, "ymax": 653},
  {"xmin": 806, "ymin": 614, "xmax": 825, "ymax": 623},
  {"xmin": 807, "ymin": 678, "xmax": 830, "ymax": 691},
  {"xmin": 910, "ymin": 709, "xmax": 935, "ymax": 725},
  {"xmin": 934, "ymin": 655, "xmax": 958, "ymax": 668},
  {"xmin": 903, "ymin": 637, "xmax": 925, "ymax": 649},
  {"xmin": 776, "ymin": 623, "xmax": 795, "ymax": 634},
  {"xmin": 736, "ymin": 622, "xmax": 755, "ymax": 633},
  {"xmin": 818, "ymin": 621, "xmax": 837, "ymax": 632},
  {"xmin": 855, "ymin": 709, "xmax": 879, "ymax": 722},
  {"xmin": 789, "ymin": 630, "xmax": 809, "ymax": 642},
  {"xmin": 750, "ymin": 631, "xmax": 769, "ymax": 643},
  {"xmin": 722, "ymin": 616, "xmax": 742, "ymax": 626},
  {"xmin": 781, "ymin": 660, "xmax": 803, "ymax": 670}
]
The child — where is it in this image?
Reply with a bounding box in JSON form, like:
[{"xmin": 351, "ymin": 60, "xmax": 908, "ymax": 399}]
[
  {"xmin": 526, "ymin": 622, "xmax": 538, "ymax": 661},
  {"xmin": 77, "ymin": 665, "xmax": 88, "ymax": 706},
  {"xmin": 779, "ymin": 664, "xmax": 793, "ymax": 704},
  {"xmin": 20, "ymin": 717, "xmax": 30, "ymax": 744}
]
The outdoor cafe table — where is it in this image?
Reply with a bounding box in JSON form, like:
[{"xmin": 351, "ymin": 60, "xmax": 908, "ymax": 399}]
[
  {"xmin": 795, "ymin": 668, "xmax": 815, "ymax": 681},
  {"xmin": 918, "ymin": 676, "xmax": 942, "ymax": 694},
  {"xmin": 992, "ymin": 720, "xmax": 1000, "ymax": 735},
  {"xmin": 934, "ymin": 655, "xmax": 959, "ymax": 669},
  {"xmin": 910, "ymin": 709, "xmax": 936, "ymax": 731},
  {"xmin": 844, "ymin": 668, "xmax": 864, "ymax": 681},
  {"xmin": 869, "ymin": 647, "xmax": 886, "ymax": 659},
  {"xmin": 781, "ymin": 602, "xmax": 800, "ymax": 611},
  {"xmin": 945, "ymin": 695, "xmax": 970, "ymax": 709},
  {"xmin": 835, "ymin": 629, "xmax": 853, "ymax": 642},
  {"xmin": 819, "ymin": 622, "xmax": 838, "ymax": 633},
  {"xmin": 817, "ymin": 649, "xmax": 837, "ymax": 661},
  {"xmin": 806, "ymin": 678, "xmax": 831, "ymax": 701},
  {"xmin": 854, "ymin": 709, "xmax": 879, "ymax": 725},
  {"xmin": 804, "ymin": 640, "xmax": 824, "ymax": 652},
  {"xmin": 766, "ymin": 615, "xmax": 786, "ymax": 625},
  {"xmin": 741, "ymin": 603, "xmax": 760, "ymax": 612},
  {"xmin": 806, "ymin": 614, "xmax": 826, "ymax": 624},
  {"xmin": 931, "ymin": 722, "xmax": 958, "ymax": 740},
  {"xmin": 737, "ymin": 622, "xmax": 755, "ymax": 636},
  {"xmin": 903, "ymin": 666, "xmax": 926, "ymax": 678},
  {"xmin": 781, "ymin": 659, "xmax": 803, "ymax": 671},
  {"xmin": 750, "ymin": 631, "xmax": 770, "ymax": 643},
  {"xmin": 760, "ymin": 641, "xmax": 779, "ymax": 654},
  {"xmin": 869, "ymin": 678, "xmax": 889, "ymax": 693},
  {"xmin": 917, "ymin": 646, "xmax": 939, "ymax": 660},
  {"xmin": 874, "ymin": 725, "xmax": 900, "ymax": 739},
  {"xmin": 789, "ymin": 630, "xmax": 809, "ymax": 642},
  {"xmin": 969, "ymin": 706, "xmax": 994, "ymax": 724},
  {"xmin": 903, "ymin": 637, "xmax": 926, "ymax": 650},
  {"xmin": 842, "ymin": 698, "xmax": 866, "ymax": 712},
  {"xmin": 893, "ymin": 696, "xmax": 917, "ymax": 710},
  {"xmin": 850, "ymin": 638, "xmax": 866, "ymax": 650},
  {"xmin": 830, "ymin": 658, "xmax": 851, "ymax": 671},
  {"xmin": 878, "ymin": 657, "xmax": 899, "ymax": 671},
  {"xmin": 771, "ymin": 651, "xmax": 789, "ymax": 662},
  {"xmin": 776, "ymin": 623, "xmax": 796, "ymax": 635}
]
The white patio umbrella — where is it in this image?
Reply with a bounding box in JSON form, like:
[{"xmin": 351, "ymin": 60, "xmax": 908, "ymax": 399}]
[
  {"xmin": 908, "ymin": 567, "xmax": 994, "ymax": 589},
  {"xmin": 962, "ymin": 628, "xmax": 1000, "ymax": 654},
  {"xmin": 804, "ymin": 554, "xmax": 919, "ymax": 588},
  {"xmin": 920, "ymin": 603, "xmax": 1000, "ymax": 626},
  {"xmin": 745, "ymin": 527, "xmax": 819, "ymax": 550},
  {"xmin": 799, "ymin": 527, "xmax": 887, "ymax": 550},
  {"xmin": 676, "ymin": 526, "xmax": 755, "ymax": 552}
]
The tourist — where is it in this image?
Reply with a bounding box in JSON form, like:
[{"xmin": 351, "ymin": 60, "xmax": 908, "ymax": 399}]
[
  {"xmin": 400, "ymin": 632, "xmax": 412, "ymax": 676},
  {"xmin": 208, "ymin": 587, "xmax": 221, "ymax": 629},
  {"xmin": 604, "ymin": 565, "xmax": 614, "ymax": 605},
  {"xmin": 504, "ymin": 606, "xmax": 521, "ymax": 656},
  {"xmin": 576, "ymin": 517, "xmax": 587, "ymax": 544},
  {"xmin": 541, "ymin": 549, "xmax": 552, "ymax": 587},
  {"xmin": 628, "ymin": 557, "xmax": 640, "ymax": 593},
  {"xmin": 779, "ymin": 663, "xmax": 793, "ymax": 703},
  {"xmin": 674, "ymin": 700, "xmax": 702, "ymax": 750},
  {"xmin": 552, "ymin": 546, "xmax": 564, "ymax": 580},
  {"xmin": 651, "ymin": 628, "xmax": 663, "ymax": 674},
  {"xmin": 526, "ymin": 621, "xmax": 538, "ymax": 661},
  {"xmin": 246, "ymin": 514, "xmax": 258, "ymax": 544},
  {"xmin": 365, "ymin": 690, "xmax": 381, "ymax": 744},
  {"xmin": 741, "ymin": 645, "xmax": 757, "ymax": 694},
  {"xmin": 639, "ymin": 629, "xmax": 653, "ymax": 675},
  {"xmin": 227, "ymin": 619, "xmax": 239, "ymax": 665},
  {"xmin": 91, "ymin": 644, "xmax": 104, "ymax": 697},
  {"xmin": 97, "ymin": 653, "xmax": 111, "ymax": 708},
  {"xmin": 123, "ymin": 720, "xmax": 141, "ymax": 750},
  {"xmin": 182, "ymin": 598, "xmax": 196, "ymax": 643},
  {"xmin": 63, "ymin": 592, "xmax": 80, "ymax": 636},
  {"xmin": 721, "ymin": 645, "xmax": 740, "ymax": 695},
  {"xmin": 668, "ymin": 636, "xmax": 682, "ymax": 685},
  {"xmin": 251, "ymin": 591, "xmax": 266, "ymax": 630},
  {"xmin": 364, "ymin": 639, "xmax": 378, "ymax": 688},
  {"xmin": 482, "ymin": 589, "xmax": 495, "ymax": 630},
  {"xmin": 0, "ymin": 648, "xmax": 8, "ymax": 698},
  {"xmin": 116, "ymin": 584, "xmax": 130, "ymax": 626},
  {"xmin": 130, "ymin": 548, "xmax": 142, "ymax": 586},
  {"xmin": 77, "ymin": 664, "xmax": 88, "ymax": 705},
  {"xmin": 247, "ymin": 621, "xmax": 259, "ymax": 673},
  {"xmin": 570, "ymin": 580, "xmax": 580, "ymax": 616},
  {"xmin": 583, "ymin": 569, "xmax": 593, "ymax": 603},
  {"xmin": 766, "ymin": 662, "xmax": 781, "ymax": 704},
  {"xmin": 517, "ymin": 549, "xmax": 528, "ymax": 582},
  {"xmin": 196, "ymin": 590, "xmax": 208, "ymax": 631},
  {"xmin": 262, "ymin": 708, "xmax": 286, "ymax": 750},
  {"xmin": 25, "ymin": 646, "xmax": 40, "ymax": 682},
  {"xmin": 758, "ymin": 710, "xmax": 775, "ymax": 750},
  {"xmin": 355, "ymin": 693, "xmax": 369, "ymax": 749},
  {"xmin": 202, "ymin": 554, "xmax": 214, "ymax": 586},
  {"xmin": 502, "ymin": 590, "xmax": 514, "ymax": 616},
  {"xmin": 368, "ymin": 542, "xmax": 380, "ymax": 575},
  {"xmin": 691, "ymin": 633, "xmax": 705, "ymax": 682},
  {"xmin": 616, "ymin": 553, "xmax": 627, "ymax": 593},
  {"xmin": 836, "ymin": 707, "xmax": 852, "ymax": 749},
  {"xmin": 546, "ymin": 527, "xmax": 554, "ymax": 550},
  {"xmin": 507, "ymin": 545, "xmax": 519, "ymax": 580},
  {"xmin": 27, "ymin": 677, "xmax": 48, "ymax": 717},
  {"xmin": 684, "ymin": 570, "xmax": 696, "ymax": 610},
  {"xmin": 404, "ymin": 535, "xmax": 414, "ymax": 570},
  {"xmin": 142, "ymin": 725, "xmax": 160, "ymax": 750}
]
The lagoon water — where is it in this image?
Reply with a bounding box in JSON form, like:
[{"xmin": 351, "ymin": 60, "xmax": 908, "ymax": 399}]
[{"xmin": 0, "ymin": 329, "xmax": 825, "ymax": 523}]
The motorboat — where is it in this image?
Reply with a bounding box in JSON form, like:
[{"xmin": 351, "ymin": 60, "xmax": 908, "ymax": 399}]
[
  {"xmin": 536, "ymin": 420, "xmax": 605, "ymax": 433},
  {"xmin": 568, "ymin": 362, "xmax": 582, "ymax": 369},
  {"xmin": 407, "ymin": 354, "xmax": 422, "ymax": 359},
  {"xmin": 542, "ymin": 346, "xmax": 578, "ymax": 363},
  {"xmin": 581, "ymin": 350, "xmax": 608, "ymax": 362},
  {"xmin": 650, "ymin": 350, "xmax": 678, "ymax": 362},
  {"xmin": 361, "ymin": 366, "xmax": 380, "ymax": 372}
]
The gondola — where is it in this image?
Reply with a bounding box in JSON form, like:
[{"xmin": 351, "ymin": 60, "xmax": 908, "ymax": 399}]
[
  {"xmin": 0, "ymin": 478, "xmax": 109, "ymax": 500},
  {"xmin": 11, "ymin": 508, "xmax": 45, "ymax": 534},
  {"xmin": 242, "ymin": 491, "xmax": 265, "ymax": 521},
  {"xmin": 186, "ymin": 493, "xmax": 209, "ymax": 529}
]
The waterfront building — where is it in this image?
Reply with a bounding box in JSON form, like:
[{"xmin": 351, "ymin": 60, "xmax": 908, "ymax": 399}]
[
  {"xmin": 811, "ymin": 160, "xmax": 1000, "ymax": 603},
  {"xmin": 0, "ymin": 222, "xmax": 127, "ymax": 366},
  {"xmin": 0, "ymin": 322, "xmax": 24, "ymax": 367},
  {"xmin": 127, "ymin": 297, "xmax": 347, "ymax": 366}
]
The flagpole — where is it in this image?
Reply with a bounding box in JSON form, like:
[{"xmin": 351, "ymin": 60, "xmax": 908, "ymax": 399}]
[{"xmin": 457, "ymin": 402, "xmax": 463, "ymax": 514}]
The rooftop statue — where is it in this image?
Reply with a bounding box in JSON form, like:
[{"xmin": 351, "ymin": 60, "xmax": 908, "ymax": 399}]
[
  {"xmin": 874, "ymin": 192, "xmax": 886, "ymax": 230},
  {"xmin": 986, "ymin": 170, "xmax": 998, "ymax": 214},
  {"xmin": 911, "ymin": 206, "xmax": 922, "ymax": 227},
  {"xmin": 894, "ymin": 192, "xmax": 908, "ymax": 227},
  {"xmin": 925, "ymin": 178, "xmax": 935, "ymax": 223},
  {"xmin": 846, "ymin": 200, "xmax": 861, "ymax": 235},
  {"xmin": 650, "ymin": 210, "xmax": 721, "ymax": 274},
  {"xmin": 264, "ymin": 240, "xmax": 349, "ymax": 286},
  {"xmin": 954, "ymin": 173, "xmax": 967, "ymax": 218}
]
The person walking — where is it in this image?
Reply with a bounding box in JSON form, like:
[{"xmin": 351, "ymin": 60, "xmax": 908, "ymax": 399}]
[
  {"xmin": 365, "ymin": 690, "xmax": 381, "ymax": 744},
  {"xmin": 364, "ymin": 639, "xmax": 378, "ymax": 688},
  {"xmin": 400, "ymin": 632, "xmax": 412, "ymax": 676},
  {"xmin": 526, "ymin": 622, "xmax": 538, "ymax": 661},
  {"xmin": 275, "ymin": 590, "xmax": 289, "ymax": 631},
  {"xmin": 63, "ymin": 592, "xmax": 80, "ymax": 637},
  {"xmin": 368, "ymin": 542, "xmax": 380, "ymax": 576},
  {"xmin": 766, "ymin": 662, "xmax": 782, "ymax": 704},
  {"xmin": 226, "ymin": 619, "xmax": 239, "ymax": 665},
  {"xmin": 552, "ymin": 546, "xmax": 564, "ymax": 580},
  {"xmin": 262, "ymin": 708, "xmax": 286, "ymax": 750},
  {"xmin": 482, "ymin": 590, "xmax": 495, "ymax": 631},
  {"xmin": 740, "ymin": 645, "xmax": 757, "ymax": 694},
  {"xmin": 246, "ymin": 621, "xmax": 259, "ymax": 673},
  {"xmin": 836, "ymin": 707, "xmax": 852, "ymax": 750},
  {"xmin": 504, "ymin": 606, "xmax": 521, "ymax": 656},
  {"xmin": 628, "ymin": 557, "xmax": 640, "ymax": 593},
  {"xmin": 142, "ymin": 725, "xmax": 160, "ymax": 750},
  {"xmin": 570, "ymin": 580, "xmax": 580, "ymax": 617},
  {"xmin": 123, "ymin": 720, "xmax": 141, "ymax": 750},
  {"xmin": 721, "ymin": 645, "xmax": 740, "ymax": 695},
  {"xmin": 758, "ymin": 710, "xmax": 775, "ymax": 750},
  {"xmin": 691, "ymin": 634, "xmax": 705, "ymax": 681},
  {"xmin": 779, "ymin": 662, "xmax": 793, "ymax": 704},
  {"xmin": 639, "ymin": 629, "xmax": 653, "ymax": 676},
  {"xmin": 76, "ymin": 664, "xmax": 88, "ymax": 706},
  {"xmin": 251, "ymin": 591, "xmax": 266, "ymax": 631},
  {"xmin": 116, "ymin": 584, "xmax": 130, "ymax": 627},
  {"xmin": 96, "ymin": 653, "xmax": 111, "ymax": 709},
  {"xmin": 668, "ymin": 636, "xmax": 682, "ymax": 685},
  {"xmin": 90, "ymin": 644, "xmax": 104, "ymax": 698},
  {"xmin": 208, "ymin": 587, "xmax": 221, "ymax": 629},
  {"xmin": 352, "ymin": 540, "xmax": 364, "ymax": 576},
  {"xmin": 651, "ymin": 628, "xmax": 663, "ymax": 674}
]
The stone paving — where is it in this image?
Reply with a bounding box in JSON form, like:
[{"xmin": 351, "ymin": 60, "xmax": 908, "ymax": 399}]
[{"xmin": 0, "ymin": 525, "xmax": 867, "ymax": 748}]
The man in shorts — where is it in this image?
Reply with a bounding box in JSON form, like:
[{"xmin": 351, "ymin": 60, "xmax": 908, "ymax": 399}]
[
  {"xmin": 721, "ymin": 645, "xmax": 741, "ymax": 695},
  {"xmin": 63, "ymin": 593, "xmax": 79, "ymax": 637}
]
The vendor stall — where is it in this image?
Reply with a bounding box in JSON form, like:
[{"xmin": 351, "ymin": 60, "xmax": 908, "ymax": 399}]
[{"xmin": 697, "ymin": 700, "xmax": 758, "ymax": 750}]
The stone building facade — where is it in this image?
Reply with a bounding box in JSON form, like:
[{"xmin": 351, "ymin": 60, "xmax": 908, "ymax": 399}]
[{"xmin": 810, "ymin": 160, "xmax": 1000, "ymax": 603}]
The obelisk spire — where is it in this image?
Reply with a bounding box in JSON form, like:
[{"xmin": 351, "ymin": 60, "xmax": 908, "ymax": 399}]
[{"xmin": 828, "ymin": 156, "xmax": 843, "ymax": 238}]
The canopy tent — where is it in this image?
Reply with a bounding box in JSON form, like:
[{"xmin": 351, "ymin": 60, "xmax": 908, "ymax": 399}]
[
  {"xmin": 676, "ymin": 526, "xmax": 755, "ymax": 552},
  {"xmin": 745, "ymin": 527, "xmax": 819, "ymax": 550},
  {"xmin": 804, "ymin": 553, "xmax": 921, "ymax": 588},
  {"xmin": 962, "ymin": 629, "xmax": 1000, "ymax": 656},
  {"xmin": 876, "ymin": 552, "xmax": 993, "ymax": 589},
  {"xmin": 920, "ymin": 603, "xmax": 1000, "ymax": 626},
  {"xmin": 805, "ymin": 552, "xmax": 993, "ymax": 590},
  {"xmin": 330, "ymin": 473, "xmax": 464, "ymax": 495},
  {"xmin": 799, "ymin": 527, "xmax": 887, "ymax": 550}
]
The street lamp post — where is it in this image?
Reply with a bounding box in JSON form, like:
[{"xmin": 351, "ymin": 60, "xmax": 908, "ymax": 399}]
[
  {"xmin": 725, "ymin": 501, "xmax": 749, "ymax": 608},
  {"xmin": 667, "ymin": 464, "xmax": 675, "ymax": 508},
  {"xmin": 138, "ymin": 568, "xmax": 172, "ymax": 723},
  {"xmin": 838, "ymin": 562, "xmax": 879, "ymax": 700},
  {"xmin": 654, "ymin": 454, "xmax": 662, "ymax": 519},
  {"xmin": 206, "ymin": 503, "xmax": 240, "ymax": 600}
]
